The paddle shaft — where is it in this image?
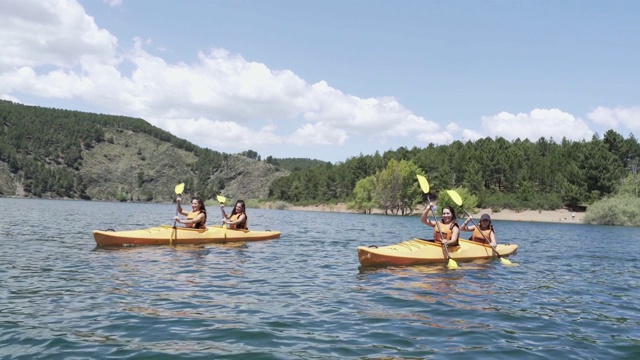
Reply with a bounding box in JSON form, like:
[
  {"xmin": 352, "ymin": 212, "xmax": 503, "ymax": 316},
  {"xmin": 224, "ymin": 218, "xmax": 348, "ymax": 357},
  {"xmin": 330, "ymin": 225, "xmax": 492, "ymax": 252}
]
[
  {"xmin": 173, "ymin": 201, "xmax": 180, "ymax": 228},
  {"xmin": 219, "ymin": 203, "xmax": 228, "ymax": 237},
  {"xmin": 172, "ymin": 186, "xmax": 184, "ymax": 246}
]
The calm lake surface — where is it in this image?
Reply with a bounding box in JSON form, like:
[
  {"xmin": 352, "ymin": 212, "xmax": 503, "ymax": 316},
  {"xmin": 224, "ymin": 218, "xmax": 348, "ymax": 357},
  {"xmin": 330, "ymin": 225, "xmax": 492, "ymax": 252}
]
[{"xmin": 1, "ymin": 198, "xmax": 639, "ymax": 359}]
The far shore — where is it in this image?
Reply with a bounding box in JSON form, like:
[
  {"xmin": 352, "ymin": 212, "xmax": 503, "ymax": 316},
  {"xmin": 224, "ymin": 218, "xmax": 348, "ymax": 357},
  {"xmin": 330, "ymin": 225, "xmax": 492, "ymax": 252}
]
[{"xmin": 272, "ymin": 203, "xmax": 584, "ymax": 224}]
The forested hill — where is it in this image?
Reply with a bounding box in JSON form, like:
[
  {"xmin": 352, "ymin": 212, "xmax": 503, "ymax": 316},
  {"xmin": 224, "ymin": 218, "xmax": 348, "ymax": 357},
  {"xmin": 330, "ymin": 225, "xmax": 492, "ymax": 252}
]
[
  {"xmin": 0, "ymin": 100, "xmax": 289, "ymax": 202},
  {"xmin": 269, "ymin": 130, "xmax": 640, "ymax": 215}
]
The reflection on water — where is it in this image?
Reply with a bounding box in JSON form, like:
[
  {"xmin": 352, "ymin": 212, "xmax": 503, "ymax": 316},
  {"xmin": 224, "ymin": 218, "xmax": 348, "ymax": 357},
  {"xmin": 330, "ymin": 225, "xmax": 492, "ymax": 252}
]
[{"xmin": 0, "ymin": 198, "xmax": 639, "ymax": 359}]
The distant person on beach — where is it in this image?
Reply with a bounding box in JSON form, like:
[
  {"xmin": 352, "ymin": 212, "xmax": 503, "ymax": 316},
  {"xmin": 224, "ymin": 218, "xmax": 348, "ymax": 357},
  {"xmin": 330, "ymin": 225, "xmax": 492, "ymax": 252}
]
[
  {"xmin": 572, "ymin": 212, "xmax": 576, "ymax": 220},
  {"xmin": 461, "ymin": 213, "xmax": 497, "ymax": 247},
  {"xmin": 221, "ymin": 199, "xmax": 248, "ymax": 229},
  {"xmin": 174, "ymin": 196, "xmax": 207, "ymax": 229},
  {"xmin": 421, "ymin": 204, "xmax": 460, "ymax": 246}
]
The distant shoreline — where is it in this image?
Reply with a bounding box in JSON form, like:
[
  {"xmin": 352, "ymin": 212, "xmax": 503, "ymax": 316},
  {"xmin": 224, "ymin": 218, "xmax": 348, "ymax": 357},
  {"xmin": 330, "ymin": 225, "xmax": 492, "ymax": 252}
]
[
  {"xmin": 278, "ymin": 203, "xmax": 584, "ymax": 224},
  {"xmin": 0, "ymin": 196, "xmax": 585, "ymax": 224}
]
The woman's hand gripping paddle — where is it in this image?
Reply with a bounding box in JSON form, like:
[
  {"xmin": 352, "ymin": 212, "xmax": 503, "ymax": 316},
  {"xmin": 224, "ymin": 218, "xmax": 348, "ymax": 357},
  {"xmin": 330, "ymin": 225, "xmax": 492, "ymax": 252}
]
[
  {"xmin": 417, "ymin": 175, "xmax": 459, "ymax": 270},
  {"xmin": 217, "ymin": 195, "xmax": 227, "ymax": 237},
  {"xmin": 446, "ymin": 190, "xmax": 513, "ymax": 265}
]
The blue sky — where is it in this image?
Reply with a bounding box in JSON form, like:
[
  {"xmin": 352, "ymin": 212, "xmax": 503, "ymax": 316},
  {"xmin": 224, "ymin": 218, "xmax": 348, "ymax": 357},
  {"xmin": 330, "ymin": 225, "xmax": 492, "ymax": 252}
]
[{"xmin": 1, "ymin": 0, "xmax": 639, "ymax": 162}]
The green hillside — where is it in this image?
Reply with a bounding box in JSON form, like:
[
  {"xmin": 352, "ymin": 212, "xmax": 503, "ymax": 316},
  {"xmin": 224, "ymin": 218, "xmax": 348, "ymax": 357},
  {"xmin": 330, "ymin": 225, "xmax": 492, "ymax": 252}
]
[{"xmin": 0, "ymin": 100, "xmax": 289, "ymax": 202}]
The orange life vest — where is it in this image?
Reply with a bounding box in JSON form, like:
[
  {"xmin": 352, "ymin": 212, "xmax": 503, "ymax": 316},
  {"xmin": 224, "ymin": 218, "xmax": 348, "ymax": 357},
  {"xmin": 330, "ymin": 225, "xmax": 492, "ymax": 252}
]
[
  {"xmin": 434, "ymin": 221, "xmax": 459, "ymax": 245},
  {"xmin": 230, "ymin": 213, "xmax": 248, "ymax": 230},
  {"xmin": 471, "ymin": 227, "xmax": 493, "ymax": 244},
  {"xmin": 187, "ymin": 210, "xmax": 206, "ymax": 229}
]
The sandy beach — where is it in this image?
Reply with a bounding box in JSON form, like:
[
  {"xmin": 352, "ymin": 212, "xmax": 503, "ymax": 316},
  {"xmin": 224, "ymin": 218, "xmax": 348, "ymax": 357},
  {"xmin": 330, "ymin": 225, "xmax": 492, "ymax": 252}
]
[{"xmin": 280, "ymin": 203, "xmax": 584, "ymax": 224}]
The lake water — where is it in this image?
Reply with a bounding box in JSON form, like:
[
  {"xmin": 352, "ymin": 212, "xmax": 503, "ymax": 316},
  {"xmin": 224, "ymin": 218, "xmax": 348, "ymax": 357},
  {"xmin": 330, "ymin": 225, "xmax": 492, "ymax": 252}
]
[{"xmin": 1, "ymin": 198, "xmax": 639, "ymax": 359}]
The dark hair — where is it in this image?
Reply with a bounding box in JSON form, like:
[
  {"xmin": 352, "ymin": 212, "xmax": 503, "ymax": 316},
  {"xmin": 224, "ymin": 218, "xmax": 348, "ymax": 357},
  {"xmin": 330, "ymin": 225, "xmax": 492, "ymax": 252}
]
[{"xmin": 230, "ymin": 199, "xmax": 246, "ymax": 216}]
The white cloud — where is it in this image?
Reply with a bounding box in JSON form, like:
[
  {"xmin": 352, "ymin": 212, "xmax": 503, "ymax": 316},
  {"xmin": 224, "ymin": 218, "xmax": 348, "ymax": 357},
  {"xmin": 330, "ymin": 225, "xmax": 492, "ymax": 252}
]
[
  {"xmin": 481, "ymin": 108, "xmax": 593, "ymax": 141},
  {"xmin": 159, "ymin": 116, "xmax": 283, "ymax": 150},
  {"xmin": 0, "ymin": 0, "xmax": 118, "ymax": 71},
  {"xmin": 460, "ymin": 128, "xmax": 482, "ymax": 142},
  {"xmin": 0, "ymin": 0, "xmax": 456, "ymax": 154},
  {"xmin": 290, "ymin": 123, "xmax": 348, "ymax": 145},
  {"xmin": 587, "ymin": 106, "xmax": 640, "ymax": 131},
  {"xmin": 0, "ymin": 93, "xmax": 20, "ymax": 103},
  {"xmin": 417, "ymin": 130, "xmax": 454, "ymax": 144}
]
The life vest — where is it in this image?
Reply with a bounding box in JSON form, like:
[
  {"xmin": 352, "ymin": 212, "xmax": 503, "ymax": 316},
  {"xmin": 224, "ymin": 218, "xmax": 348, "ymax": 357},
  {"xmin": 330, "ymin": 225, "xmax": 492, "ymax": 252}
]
[
  {"xmin": 471, "ymin": 226, "xmax": 493, "ymax": 244},
  {"xmin": 230, "ymin": 213, "xmax": 248, "ymax": 230},
  {"xmin": 434, "ymin": 221, "xmax": 459, "ymax": 245},
  {"xmin": 187, "ymin": 210, "xmax": 206, "ymax": 229}
]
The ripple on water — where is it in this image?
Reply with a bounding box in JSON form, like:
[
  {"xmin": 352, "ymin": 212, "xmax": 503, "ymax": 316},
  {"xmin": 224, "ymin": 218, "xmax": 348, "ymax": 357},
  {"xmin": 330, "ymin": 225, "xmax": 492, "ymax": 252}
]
[{"xmin": 1, "ymin": 200, "xmax": 639, "ymax": 359}]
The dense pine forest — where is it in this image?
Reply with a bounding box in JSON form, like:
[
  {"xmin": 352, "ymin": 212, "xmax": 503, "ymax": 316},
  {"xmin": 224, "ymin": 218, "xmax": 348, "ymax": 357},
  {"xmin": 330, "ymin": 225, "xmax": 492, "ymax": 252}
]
[{"xmin": 269, "ymin": 130, "xmax": 640, "ymax": 224}]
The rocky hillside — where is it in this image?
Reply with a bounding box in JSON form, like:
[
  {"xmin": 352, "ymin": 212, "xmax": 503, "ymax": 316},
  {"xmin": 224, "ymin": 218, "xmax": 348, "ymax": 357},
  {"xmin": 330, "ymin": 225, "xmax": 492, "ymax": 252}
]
[{"xmin": 0, "ymin": 101, "xmax": 289, "ymax": 202}]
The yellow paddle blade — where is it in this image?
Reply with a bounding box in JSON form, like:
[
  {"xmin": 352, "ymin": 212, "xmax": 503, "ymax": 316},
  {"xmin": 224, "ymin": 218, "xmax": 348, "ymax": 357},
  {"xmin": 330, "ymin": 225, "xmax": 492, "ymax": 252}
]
[
  {"xmin": 416, "ymin": 174, "xmax": 430, "ymax": 193},
  {"xmin": 447, "ymin": 190, "xmax": 463, "ymax": 206},
  {"xmin": 174, "ymin": 183, "xmax": 185, "ymax": 195},
  {"xmin": 216, "ymin": 195, "xmax": 226, "ymax": 204},
  {"xmin": 447, "ymin": 258, "xmax": 459, "ymax": 270},
  {"xmin": 500, "ymin": 257, "xmax": 513, "ymax": 265}
]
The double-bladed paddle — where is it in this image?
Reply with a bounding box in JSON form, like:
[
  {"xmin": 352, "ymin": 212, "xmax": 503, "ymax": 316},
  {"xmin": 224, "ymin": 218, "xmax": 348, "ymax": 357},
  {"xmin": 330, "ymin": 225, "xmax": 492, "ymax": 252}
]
[
  {"xmin": 417, "ymin": 175, "xmax": 459, "ymax": 270},
  {"xmin": 446, "ymin": 189, "xmax": 513, "ymax": 265}
]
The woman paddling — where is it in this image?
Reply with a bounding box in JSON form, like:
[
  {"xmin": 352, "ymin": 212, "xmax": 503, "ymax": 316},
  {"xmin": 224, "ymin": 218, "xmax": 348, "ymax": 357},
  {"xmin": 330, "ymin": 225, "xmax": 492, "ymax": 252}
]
[
  {"xmin": 174, "ymin": 196, "xmax": 207, "ymax": 229},
  {"xmin": 461, "ymin": 213, "xmax": 497, "ymax": 247},
  {"xmin": 420, "ymin": 204, "xmax": 460, "ymax": 246},
  {"xmin": 221, "ymin": 199, "xmax": 248, "ymax": 230}
]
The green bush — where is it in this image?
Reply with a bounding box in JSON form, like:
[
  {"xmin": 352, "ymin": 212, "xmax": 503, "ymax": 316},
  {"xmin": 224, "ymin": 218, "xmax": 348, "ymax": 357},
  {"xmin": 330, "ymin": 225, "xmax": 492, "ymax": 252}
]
[
  {"xmin": 116, "ymin": 192, "xmax": 127, "ymax": 202},
  {"xmin": 584, "ymin": 195, "xmax": 640, "ymax": 226}
]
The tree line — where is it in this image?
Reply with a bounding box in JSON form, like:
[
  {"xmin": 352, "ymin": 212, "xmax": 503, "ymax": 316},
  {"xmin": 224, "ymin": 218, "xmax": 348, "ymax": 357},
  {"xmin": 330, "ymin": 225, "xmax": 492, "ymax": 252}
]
[{"xmin": 269, "ymin": 131, "xmax": 640, "ymax": 213}]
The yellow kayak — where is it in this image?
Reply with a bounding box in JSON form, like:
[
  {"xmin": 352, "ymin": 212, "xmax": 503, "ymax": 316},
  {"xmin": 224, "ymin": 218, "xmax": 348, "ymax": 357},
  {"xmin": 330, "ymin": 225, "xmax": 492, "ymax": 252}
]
[
  {"xmin": 357, "ymin": 239, "xmax": 518, "ymax": 267},
  {"xmin": 93, "ymin": 225, "xmax": 281, "ymax": 247}
]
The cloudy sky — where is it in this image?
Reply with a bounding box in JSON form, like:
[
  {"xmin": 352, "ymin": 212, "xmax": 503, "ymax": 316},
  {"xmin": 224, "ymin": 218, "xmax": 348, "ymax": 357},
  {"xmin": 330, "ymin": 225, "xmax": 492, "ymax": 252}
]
[{"xmin": 1, "ymin": 0, "xmax": 639, "ymax": 162}]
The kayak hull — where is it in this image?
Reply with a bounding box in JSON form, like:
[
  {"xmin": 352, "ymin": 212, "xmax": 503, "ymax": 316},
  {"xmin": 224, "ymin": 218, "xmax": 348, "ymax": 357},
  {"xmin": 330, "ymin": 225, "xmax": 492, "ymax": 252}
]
[
  {"xmin": 357, "ymin": 239, "xmax": 518, "ymax": 267},
  {"xmin": 93, "ymin": 225, "xmax": 281, "ymax": 247}
]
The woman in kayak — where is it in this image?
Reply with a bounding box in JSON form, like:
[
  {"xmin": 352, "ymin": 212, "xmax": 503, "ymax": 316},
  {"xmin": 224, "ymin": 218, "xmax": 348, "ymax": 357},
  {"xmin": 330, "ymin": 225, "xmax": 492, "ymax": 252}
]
[
  {"xmin": 461, "ymin": 213, "xmax": 497, "ymax": 247},
  {"xmin": 420, "ymin": 204, "xmax": 460, "ymax": 246},
  {"xmin": 221, "ymin": 199, "xmax": 248, "ymax": 230},
  {"xmin": 174, "ymin": 196, "xmax": 207, "ymax": 229}
]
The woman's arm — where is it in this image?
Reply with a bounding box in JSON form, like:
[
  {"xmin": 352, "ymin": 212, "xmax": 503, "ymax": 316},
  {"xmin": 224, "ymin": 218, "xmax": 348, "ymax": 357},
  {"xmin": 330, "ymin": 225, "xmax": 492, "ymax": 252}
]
[
  {"xmin": 489, "ymin": 231, "xmax": 497, "ymax": 247},
  {"xmin": 444, "ymin": 225, "xmax": 460, "ymax": 245},
  {"xmin": 460, "ymin": 216, "xmax": 473, "ymax": 231},
  {"xmin": 420, "ymin": 206, "xmax": 436, "ymax": 227},
  {"xmin": 220, "ymin": 204, "xmax": 229, "ymax": 219},
  {"xmin": 176, "ymin": 197, "xmax": 188, "ymax": 216}
]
